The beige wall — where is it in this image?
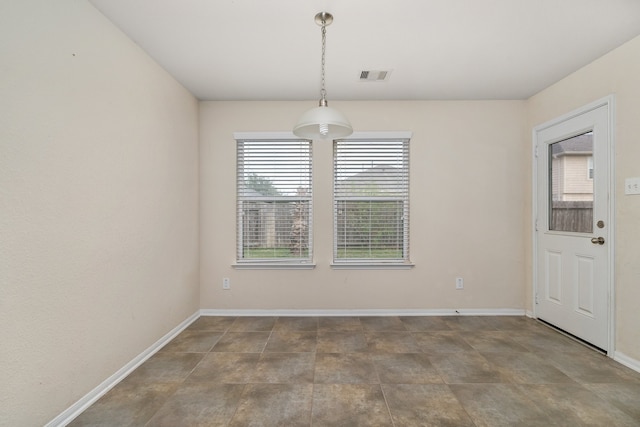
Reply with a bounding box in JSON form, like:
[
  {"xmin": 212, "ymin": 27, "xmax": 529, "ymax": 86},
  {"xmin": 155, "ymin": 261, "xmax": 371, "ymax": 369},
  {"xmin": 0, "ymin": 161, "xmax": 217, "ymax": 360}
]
[
  {"xmin": 0, "ymin": 1, "xmax": 200, "ymax": 425},
  {"xmin": 527, "ymin": 35, "xmax": 640, "ymax": 362},
  {"xmin": 200, "ymin": 100, "xmax": 528, "ymax": 311}
]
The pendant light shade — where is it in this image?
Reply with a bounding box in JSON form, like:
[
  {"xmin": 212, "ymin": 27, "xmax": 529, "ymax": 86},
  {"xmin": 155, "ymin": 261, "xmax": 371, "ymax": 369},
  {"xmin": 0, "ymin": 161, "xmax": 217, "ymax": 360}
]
[
  {"xmin": 293, "ymin": 12, "xmax": 353, "ymax": 140},
  {"xmin": 293, "ymin": 105, "xmax": 353, "ymax": 139}
]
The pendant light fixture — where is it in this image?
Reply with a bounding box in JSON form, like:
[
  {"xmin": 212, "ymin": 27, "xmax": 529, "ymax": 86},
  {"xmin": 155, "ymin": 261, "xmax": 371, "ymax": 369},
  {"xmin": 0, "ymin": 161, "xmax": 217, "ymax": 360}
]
[{"xmin": 293, "ymin": 12, "xmax": 353, "ymax": 140}]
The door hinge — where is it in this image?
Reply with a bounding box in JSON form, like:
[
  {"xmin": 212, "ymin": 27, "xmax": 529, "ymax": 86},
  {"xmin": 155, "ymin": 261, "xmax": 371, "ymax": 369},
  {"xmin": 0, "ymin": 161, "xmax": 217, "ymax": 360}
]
[
  {"xmin": 535, "ymin": 293, "xmax": 539, "ymax": 304},
  {"xmin": 535, "ymin": 144, "xmax": 539, "ymax": 158},
  {"xmin": 535, "ymin": 218, "xmax": 539, "ymax": 231}
]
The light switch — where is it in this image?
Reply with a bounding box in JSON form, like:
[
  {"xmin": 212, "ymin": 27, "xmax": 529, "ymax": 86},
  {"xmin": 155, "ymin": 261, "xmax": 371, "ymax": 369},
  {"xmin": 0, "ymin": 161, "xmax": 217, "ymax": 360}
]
[{"xmin": 625, "ymin": 177, "xmax": 640, "ymax": 195}]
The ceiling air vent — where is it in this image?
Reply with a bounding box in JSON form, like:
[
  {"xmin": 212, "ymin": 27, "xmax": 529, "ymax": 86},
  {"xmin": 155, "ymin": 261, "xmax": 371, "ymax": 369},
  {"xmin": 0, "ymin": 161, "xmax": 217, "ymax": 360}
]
[{"xmin": 359, "ymin": 70, "xmax": 391, "ymax": 82}]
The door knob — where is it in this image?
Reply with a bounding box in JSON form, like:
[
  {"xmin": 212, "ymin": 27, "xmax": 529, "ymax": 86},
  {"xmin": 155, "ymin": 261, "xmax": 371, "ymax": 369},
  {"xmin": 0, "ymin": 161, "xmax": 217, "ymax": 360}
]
[{"xmin": 591, "ymin": 237, "xmax": 605, "ymax": 245}]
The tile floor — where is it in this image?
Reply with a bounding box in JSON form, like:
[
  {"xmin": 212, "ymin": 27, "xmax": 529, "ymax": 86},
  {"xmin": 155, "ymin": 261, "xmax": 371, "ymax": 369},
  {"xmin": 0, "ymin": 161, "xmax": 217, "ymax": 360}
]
[{"xmin": 69, "ymin": 316, "xmax": 640, "ymax": 426}]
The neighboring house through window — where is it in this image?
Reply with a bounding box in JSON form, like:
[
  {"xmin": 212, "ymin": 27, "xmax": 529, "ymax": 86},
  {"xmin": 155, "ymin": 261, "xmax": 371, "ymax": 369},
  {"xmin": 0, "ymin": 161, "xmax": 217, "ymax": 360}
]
[
  {"xmin": 333, "ymin": 132, "xmax": 412, "ymax": 267},
  {"xmin": 235, "ymin": 132, "xmax": 312, "ymax": 267},
  {"xmin": 550, "ymin": 132, "xmax": 594, "ymax": 202}
]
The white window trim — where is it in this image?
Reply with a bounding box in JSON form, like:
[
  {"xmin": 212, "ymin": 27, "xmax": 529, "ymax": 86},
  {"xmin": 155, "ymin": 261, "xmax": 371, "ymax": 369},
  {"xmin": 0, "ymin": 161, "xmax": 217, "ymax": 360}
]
[
  {"xmin": 233, "ymin": 262, "xmax": 316, "ymax": 270},
  {"xmin": 344, "ymin": 131, "xmax": 413, "ymax": 140},
  {"xmin": 330, "ymin": 261, "xmax": 414, "ymax": 270},
  {"xmin": 234, "ymin": 131, "xmax": 300, "ymax": 141},
  {"xmin": 331, "ymin": 131, "xmax": 414, "ymax": 269}
]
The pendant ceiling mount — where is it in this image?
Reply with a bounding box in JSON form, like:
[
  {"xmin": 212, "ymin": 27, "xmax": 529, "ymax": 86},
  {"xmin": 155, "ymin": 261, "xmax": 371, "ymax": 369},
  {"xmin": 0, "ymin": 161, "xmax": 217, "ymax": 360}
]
[{"xmin": 314, "ymin": 12, "xmax": 333, "ymax": 26}]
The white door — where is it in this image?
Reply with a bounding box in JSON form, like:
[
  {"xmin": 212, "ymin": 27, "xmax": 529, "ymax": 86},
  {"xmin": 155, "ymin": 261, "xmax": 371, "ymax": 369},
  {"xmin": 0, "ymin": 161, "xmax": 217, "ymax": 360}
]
[{"xmin": 534, "ymin": 99, "xmax": 612, "ymax": 351}]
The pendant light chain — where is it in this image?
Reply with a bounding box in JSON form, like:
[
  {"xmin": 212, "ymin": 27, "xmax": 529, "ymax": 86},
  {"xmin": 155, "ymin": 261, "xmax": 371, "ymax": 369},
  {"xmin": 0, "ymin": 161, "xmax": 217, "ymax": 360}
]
[{"xmin": 320, "ymin": 20, "xmax": 327, "ymax": 103}]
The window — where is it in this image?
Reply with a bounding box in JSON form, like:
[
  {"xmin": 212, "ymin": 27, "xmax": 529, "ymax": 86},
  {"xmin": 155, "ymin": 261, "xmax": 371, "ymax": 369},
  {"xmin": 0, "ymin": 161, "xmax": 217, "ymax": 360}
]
[
  {"xmin": 549, "ymin": 132, "xmax": 593, "ymax": 233},
  {"xmin": 235, "ymin": 133, "xmax": 312, "ymax": 267},
  {"xmin": 333, "ymin": 132, "xmax": 411, "ymax": 267}
]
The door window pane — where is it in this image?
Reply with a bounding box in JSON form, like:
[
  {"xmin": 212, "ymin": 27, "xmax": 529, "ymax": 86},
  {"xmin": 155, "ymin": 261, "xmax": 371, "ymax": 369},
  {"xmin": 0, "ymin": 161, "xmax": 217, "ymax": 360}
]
[{"xmin": 549, "ymin": 132, "xmax": 593, "ymax": 233}]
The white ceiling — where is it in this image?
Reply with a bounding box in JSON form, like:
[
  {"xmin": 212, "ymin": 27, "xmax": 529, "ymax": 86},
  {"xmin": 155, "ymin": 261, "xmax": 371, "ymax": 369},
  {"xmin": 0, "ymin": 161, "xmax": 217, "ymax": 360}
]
[{"xmin": 89, "ymin": 0, "xmax": 640, "ymax": 101}]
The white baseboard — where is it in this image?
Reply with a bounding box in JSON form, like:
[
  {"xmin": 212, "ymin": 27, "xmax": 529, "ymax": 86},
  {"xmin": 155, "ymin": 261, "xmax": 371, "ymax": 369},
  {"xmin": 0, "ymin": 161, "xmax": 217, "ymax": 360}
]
[
  {"xmin": 200, "ymin": 308, "xmax": 526, "ymax": 317},
  {"xmin": 46, "ymin": 310, "xmax": 200, "ymax": 427},
  {"xmin": 613, "ymin": 351, "xmax": 640, "ymax": 374}
]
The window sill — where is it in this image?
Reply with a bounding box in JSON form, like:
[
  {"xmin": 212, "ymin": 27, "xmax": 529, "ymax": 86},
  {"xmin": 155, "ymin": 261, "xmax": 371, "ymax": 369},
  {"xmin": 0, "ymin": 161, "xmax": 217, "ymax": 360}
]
[
  {"xmin": 232, "ymin": 262, "xmax": 316, "ymax": 270},
  {"xmin": 330, "ymin": 262, "xmax": 415, "ymax": 270}
]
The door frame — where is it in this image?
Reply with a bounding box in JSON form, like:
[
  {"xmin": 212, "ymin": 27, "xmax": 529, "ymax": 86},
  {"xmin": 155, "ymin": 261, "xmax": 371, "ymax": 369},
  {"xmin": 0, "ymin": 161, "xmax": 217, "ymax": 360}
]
[{"xmin": 532, "ymin": 95, "xmax": 616, "ymax": 355}]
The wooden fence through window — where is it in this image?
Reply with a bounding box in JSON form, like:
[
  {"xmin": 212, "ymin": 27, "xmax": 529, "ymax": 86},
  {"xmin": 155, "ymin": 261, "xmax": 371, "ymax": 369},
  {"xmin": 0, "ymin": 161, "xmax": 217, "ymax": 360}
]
[{"xmin": 550, "ymin": 201, "xmax": 593, "ymax": 233}]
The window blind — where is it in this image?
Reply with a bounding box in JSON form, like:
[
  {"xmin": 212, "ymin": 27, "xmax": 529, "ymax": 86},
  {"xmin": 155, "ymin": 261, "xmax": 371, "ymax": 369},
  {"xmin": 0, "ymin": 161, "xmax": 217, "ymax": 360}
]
[
  {"xmin": 236, "ymin": 138, "xmax": 312, "ymax": 262},
  {"xmin": 333, "ymin": 138, "xmax": 410, "ymax": 262}
]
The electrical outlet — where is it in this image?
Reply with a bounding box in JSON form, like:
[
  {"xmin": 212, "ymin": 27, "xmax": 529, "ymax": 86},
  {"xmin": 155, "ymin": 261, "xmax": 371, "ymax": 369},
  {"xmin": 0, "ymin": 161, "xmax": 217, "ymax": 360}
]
[
  {"xmin": 455, "ymin": 277, "xmax": 464, "ymax": 290},
  {"xmin": 625, "ymin": 177, "xmax": 640, "ymax": 195},
  {"xmin": 222, "ymin": 278, "xmax": 230, "ymax": 290}
]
